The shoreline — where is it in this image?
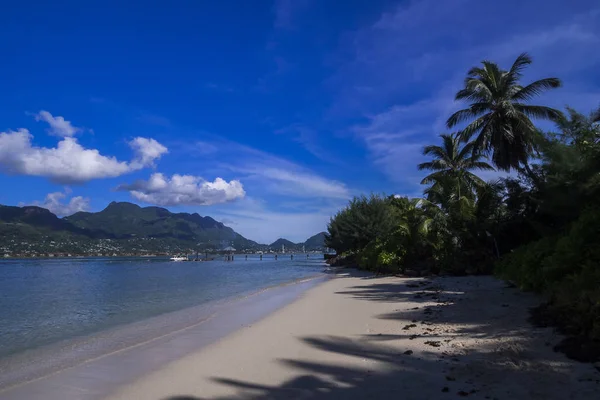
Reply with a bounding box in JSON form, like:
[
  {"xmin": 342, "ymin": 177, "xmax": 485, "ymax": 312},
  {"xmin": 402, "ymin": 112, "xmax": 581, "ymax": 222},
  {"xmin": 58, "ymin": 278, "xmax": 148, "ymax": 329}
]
[
  {"xmin": 104, "ymin": 272, "xmax": 599, "ymax": 400},
  {"xmin": 3, "ymin": 271, "xmax": 599, "ymax": 399},
  {"xmin": 0, "ymin": 273, "xmax": 328, "ymax": 396}
]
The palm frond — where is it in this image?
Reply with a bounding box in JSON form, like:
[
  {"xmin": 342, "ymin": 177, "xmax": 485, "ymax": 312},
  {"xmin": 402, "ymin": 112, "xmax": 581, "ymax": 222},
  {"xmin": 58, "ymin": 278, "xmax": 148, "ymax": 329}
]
[
  {"xmin": 418, "ymin": 160, "xmax": 447, "ymax": 172},
  {"xmin": 511, "ymin": 78, "xmax": 562, "ymax": 101},
  {"xmin": 457, "ymin": 140, "xmax": 477, "ymax": 159},
  {"xmin": 420, "ymin": 171, "xmax": 446, "ymax": 184},
  {"xmin": 459, "ymin": 114, "xmax": 491, "ymax": 143},
  {"xmin": 471, "ymin": 161, "xmax": 495, "ymax": 171},
  {"xmin": 516, "ymin": 104, "xmax": 563, "ymax": 121},
  {"xmin": 505, "ymin": 53, "xmax": 532, "ymax": 83},
  {"xmin": 421, "ymin": 145, "xmax": 450, "ymax": 162}
]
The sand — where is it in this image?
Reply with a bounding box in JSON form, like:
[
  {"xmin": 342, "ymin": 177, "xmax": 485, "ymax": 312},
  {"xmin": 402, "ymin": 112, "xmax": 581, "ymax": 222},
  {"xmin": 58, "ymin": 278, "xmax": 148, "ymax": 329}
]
[{"xmin": 104, "ymin": 271, "xmax": 599, "ymax": 400}]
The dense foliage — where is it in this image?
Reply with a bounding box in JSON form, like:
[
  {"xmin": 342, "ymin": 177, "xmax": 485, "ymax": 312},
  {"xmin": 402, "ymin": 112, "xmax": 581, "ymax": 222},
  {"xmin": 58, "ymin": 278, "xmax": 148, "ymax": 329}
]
[{"xmin": 326, "ymin": 54, "xmax": 600, "ymax": 341}]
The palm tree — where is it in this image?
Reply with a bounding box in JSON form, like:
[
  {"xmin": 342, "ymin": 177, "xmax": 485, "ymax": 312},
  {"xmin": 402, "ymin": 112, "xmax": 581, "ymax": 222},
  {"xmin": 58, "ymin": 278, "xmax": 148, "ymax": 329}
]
[
  {"xmin": 418, "ymin": 132, "xmax": 494, "ymax": 199},
  {"xmin": 389, "ymin": 197, "xmax": 434, "ymax": 271},
  {"xmin": 447, "ymin": 53, "xmax": 563, "ymax": 171}
]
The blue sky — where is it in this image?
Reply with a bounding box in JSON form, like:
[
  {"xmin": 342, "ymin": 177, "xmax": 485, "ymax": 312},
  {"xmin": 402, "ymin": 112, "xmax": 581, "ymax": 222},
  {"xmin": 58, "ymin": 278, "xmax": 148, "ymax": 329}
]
[{"xmin": 1, "ymin": 0, "xmax": 599, "ymax": 243}]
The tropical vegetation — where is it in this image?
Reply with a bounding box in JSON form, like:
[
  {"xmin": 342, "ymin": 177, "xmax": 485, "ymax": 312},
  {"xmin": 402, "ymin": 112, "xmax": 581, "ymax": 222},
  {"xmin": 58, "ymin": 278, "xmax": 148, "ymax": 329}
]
[{"xmin": 325, "ymin": 53, "xmax": 600, "ymax": 342}]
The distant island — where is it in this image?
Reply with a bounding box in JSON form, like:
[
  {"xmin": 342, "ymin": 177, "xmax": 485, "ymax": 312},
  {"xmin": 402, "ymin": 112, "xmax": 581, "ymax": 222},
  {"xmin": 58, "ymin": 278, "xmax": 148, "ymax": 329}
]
[{"xmin": 0, "ymin": 202, "xmax": 327, "ymax": 258}]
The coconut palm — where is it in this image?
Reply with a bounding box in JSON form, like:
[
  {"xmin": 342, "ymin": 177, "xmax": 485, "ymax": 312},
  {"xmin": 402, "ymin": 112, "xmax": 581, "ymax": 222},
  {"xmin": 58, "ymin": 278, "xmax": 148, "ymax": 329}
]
[
  {"xmin": 418, "ymin": 132, "xmax": 494, "ymax": 199},
  {"xmin": 447, "ymin": 53, "xmax": 563, "ymax": 171}
]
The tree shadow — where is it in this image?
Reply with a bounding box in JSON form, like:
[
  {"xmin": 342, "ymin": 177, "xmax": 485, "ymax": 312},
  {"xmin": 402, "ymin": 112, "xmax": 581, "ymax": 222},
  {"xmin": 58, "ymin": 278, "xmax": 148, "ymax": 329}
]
[
  {"xmin": 161, "ymin": 275, "xmax": 599, "ymax": 400},
  {"xmin": 162, "ymin": 334, "xmax": 596, "ymax": 399}
]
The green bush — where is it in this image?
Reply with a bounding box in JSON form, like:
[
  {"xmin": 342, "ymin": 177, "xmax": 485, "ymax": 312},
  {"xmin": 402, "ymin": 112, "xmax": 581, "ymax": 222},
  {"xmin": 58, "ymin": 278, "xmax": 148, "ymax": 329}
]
[
  {"xmin": 496, "ymin": 236, "xmax": 557, "ymax": 291},
  {"xmin": 495, "ymin": 208, "xmax": 600, "ymax": 340}
]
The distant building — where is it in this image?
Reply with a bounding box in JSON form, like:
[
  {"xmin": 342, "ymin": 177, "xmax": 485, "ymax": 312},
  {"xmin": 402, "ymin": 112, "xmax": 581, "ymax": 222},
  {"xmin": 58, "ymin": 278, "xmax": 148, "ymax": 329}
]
[{"xmin": 222, "ymin": 246, "xmax": 236, "ymax": 252}]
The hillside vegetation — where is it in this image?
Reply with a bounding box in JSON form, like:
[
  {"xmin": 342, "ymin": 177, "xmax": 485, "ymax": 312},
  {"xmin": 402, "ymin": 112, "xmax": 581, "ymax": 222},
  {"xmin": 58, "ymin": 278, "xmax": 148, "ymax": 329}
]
[{"xmin": 0, "ymin": 202, "xmax": 326, "ymax": 256}]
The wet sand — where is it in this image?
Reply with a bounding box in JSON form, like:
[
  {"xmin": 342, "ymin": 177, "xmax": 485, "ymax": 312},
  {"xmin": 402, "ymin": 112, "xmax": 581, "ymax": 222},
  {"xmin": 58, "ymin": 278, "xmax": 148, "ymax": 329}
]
[{"xmin": 103, "ymin": 271, "xmax": 600, "ymax": 399}]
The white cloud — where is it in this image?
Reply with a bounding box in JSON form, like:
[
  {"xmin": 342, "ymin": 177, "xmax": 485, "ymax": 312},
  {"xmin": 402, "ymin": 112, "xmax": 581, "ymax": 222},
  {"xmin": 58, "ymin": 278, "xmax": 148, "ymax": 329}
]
[
  {"xmin": 275, "ymin": 124, "xmax": 336, "ymax": 163},
  {"xmin": 0, "ymin": 128, "xmax": 168, "ymax": 183},
  {"xmin": 129, "ymin": 137, "xmax": 168, "ymax": 168},
  {"xmin": 164, "ymin": 137, "xmax": 352, "ymax": 242},
  {"xmin": 34, "ymin": 110, "xmax": 81, "ymax": 137},
  {"xmin": 244, "ymin": 167, "xmax": 350, "ymax": 199},
  {"xmin": 195, "ymin": 141, "xmax": 219, "ymax": 155},
  {"xmin": 186, "ymin": 137, "xmax": 351, "ymax": 200},
  {"xmin": 27, "ymin": 189, "xmax": 90, "ymax": 216},
  {"xmin": 332, "ymin": 1, "xmax": 600, "ymax": 117},
  {"xmin": 117, "ymin": 173, "xmax": 246, "ymax": 206}
]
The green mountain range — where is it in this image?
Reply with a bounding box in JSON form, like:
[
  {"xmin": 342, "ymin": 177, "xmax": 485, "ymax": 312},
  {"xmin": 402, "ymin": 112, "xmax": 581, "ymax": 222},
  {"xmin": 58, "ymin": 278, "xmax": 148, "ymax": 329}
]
[
  {"xmin": 0, "ymin": 202, "xmax": 326, "ymax": 256},
  {"xmin": 269, "ymin": 232, "xmax": 327, "ymax": 251}
]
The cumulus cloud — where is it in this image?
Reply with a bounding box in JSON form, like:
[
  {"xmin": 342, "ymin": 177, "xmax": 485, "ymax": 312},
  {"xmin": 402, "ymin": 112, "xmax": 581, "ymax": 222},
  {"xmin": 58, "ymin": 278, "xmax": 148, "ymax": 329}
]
[
  {"xmin": 0, "ymin": 128, "xmax": 168, "ymax": 183},
  {"xmin": 34, "ymin": 110, "xmax": 81, "ymax": 137},
  {"xmin": 117, "ymin": 173, "xmax": 246, "ymax": 206},
  {"xmin": 27, "ymin": 189, "xmax": 90, "ymax": 216},
  {"xmin": 129, "ymin": 137, "xmax": 169, "ymax": 168}
]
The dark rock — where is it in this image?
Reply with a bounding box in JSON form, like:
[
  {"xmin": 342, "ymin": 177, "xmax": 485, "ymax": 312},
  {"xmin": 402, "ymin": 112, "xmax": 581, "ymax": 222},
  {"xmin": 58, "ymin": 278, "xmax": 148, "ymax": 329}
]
[
  {"xmin": 403, "ymin": 324, "xmax": 417, "ymax": 330},
  {"xmin": 457, "ymin": 390, "xmax": 470, "ymax": 396},
  {"xmin": 442, "ymin": 387, "xmax": 450, "ymax": 393},
  {"xmin": 404, "ymin": 350, "xmax": 413, "ymax": 355}
]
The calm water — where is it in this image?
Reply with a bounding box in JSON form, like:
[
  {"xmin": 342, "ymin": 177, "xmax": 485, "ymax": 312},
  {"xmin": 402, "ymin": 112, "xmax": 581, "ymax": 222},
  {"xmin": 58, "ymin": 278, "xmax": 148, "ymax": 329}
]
[{"xmin": 0, "ymin": 255, "xmax": 325, "ymax": 359}]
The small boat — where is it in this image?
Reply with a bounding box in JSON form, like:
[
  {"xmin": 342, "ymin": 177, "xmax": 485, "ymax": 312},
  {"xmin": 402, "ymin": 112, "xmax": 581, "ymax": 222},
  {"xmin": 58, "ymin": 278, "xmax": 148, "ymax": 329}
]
[{"xmin": 170, "ymin": 256, "xmax": 187, "ymax": 262}]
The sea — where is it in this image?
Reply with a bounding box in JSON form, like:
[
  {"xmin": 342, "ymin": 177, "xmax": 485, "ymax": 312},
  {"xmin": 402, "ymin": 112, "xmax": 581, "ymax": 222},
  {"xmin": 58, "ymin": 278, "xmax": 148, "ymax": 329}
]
[{"xmin": 0, "ymin": 254, "xmax": 327, "ymax": 390}]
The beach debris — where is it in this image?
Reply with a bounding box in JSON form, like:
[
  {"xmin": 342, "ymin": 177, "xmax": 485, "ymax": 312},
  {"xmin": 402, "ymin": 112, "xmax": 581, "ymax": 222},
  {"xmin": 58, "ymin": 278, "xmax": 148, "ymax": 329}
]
[
  {"xmin": 425, "ymin": 340, "xmax": 442, "ymax": 347},
  {"xmin": 457, "ymin": 390, "xmax": 470, "ymax": 396},
  {"xmin": 404, "ymin": 350, "xmax": 414, "ymax": 355},
  {"xmin": 446, "ymin": 376, "xmax": 456, "ymax": 381},
  {"xmin": 402, "ymin": 324, "xmax": 417, "ymax": 330},
  {"xmin": 409, "ymin": 334, "xmax": 420, "ymax": 340},
  {"xmin": 442, "ymin": 387, "xmax": 450, "ymax": 392}
]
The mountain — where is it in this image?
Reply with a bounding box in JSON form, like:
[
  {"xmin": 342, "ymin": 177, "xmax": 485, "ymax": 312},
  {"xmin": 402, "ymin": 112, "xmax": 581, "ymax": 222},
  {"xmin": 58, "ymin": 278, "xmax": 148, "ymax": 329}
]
[
  {"xmin": 303, "ymin": 232, "xmax": 327, "ymax": 250},
  {"xmin": 65, "ymin": 202, "xmax": 257, "ymax": 248},
  {"xmin": 0, "ymin": 201, "xmax": 328, "ymax": 257},
  {"xmin": 269, "ymin": 238, "xmax": 298, "ymax": 250},
  {"xmin": 0, "ymin": 205, "xmax": 92, "ymax": 236},
  {"xmin": 0, "ymin": 202, "xmax": 258, "ymax": 256},
  {"xmin": 267, "ymin": 232, "xmax": 327, "ymax": 251}
]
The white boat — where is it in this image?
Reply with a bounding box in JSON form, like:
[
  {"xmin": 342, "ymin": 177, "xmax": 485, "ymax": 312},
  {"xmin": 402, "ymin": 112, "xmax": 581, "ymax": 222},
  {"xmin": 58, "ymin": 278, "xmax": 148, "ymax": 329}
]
[{"xmin": 170, "ymin": 256, "xmax": 187, "ymax": 262}]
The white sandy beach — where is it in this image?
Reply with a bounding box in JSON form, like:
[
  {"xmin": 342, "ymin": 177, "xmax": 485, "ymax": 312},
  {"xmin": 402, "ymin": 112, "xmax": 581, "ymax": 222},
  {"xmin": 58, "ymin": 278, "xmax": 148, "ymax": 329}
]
[{"xmin": 104, "ymin": 271, "xmax": 599, "ymax": 400}]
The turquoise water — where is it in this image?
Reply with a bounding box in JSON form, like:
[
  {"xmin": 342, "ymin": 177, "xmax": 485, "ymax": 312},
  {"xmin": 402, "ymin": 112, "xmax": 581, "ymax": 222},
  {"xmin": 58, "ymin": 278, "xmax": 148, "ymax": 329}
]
[{"xmin": 0, "ymin": 255, "xmax": 325, "ymax": 359}]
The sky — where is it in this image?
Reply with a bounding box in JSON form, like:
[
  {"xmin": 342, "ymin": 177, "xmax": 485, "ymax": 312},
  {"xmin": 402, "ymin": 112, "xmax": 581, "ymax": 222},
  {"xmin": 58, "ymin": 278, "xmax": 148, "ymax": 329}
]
[{"xmin": 1, "ymin": 0, "xmax": 599, "ymax": 243}]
